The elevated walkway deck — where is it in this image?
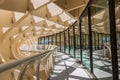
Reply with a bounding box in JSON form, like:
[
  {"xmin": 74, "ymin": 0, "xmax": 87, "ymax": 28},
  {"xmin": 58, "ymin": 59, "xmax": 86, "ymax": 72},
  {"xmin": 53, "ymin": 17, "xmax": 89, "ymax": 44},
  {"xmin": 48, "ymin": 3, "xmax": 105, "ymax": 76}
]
[{"xmin": 50, "ymin": 52, "xmax": 96, "ymax": 80}]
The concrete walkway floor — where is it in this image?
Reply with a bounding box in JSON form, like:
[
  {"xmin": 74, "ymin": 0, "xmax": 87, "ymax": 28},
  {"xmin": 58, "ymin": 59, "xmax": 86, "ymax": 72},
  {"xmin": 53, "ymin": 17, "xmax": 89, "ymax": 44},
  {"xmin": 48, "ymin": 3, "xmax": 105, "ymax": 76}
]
[{"xmin": 49, "ymin": 52, "xmax": 96, "ymax": 80}]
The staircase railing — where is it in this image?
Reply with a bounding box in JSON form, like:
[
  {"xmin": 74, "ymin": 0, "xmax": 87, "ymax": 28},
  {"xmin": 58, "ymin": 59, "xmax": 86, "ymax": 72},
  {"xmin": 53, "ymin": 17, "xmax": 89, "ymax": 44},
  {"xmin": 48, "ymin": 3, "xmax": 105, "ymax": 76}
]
[{"xmin": 0, "ymin": 47, "xmax": 57, "ymax": 80}]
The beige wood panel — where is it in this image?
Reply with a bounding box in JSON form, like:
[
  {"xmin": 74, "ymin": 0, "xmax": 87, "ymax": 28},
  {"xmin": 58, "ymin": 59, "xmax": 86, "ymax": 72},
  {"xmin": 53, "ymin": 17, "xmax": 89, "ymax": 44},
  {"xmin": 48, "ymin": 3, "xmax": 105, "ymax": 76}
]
[
  {"xmin": 0, "ymin": 9, "xmax": 13, "ymax": 27},
  {"xmin": 0, "ymin": 0, "xmax": 28, "ymax": 12}
]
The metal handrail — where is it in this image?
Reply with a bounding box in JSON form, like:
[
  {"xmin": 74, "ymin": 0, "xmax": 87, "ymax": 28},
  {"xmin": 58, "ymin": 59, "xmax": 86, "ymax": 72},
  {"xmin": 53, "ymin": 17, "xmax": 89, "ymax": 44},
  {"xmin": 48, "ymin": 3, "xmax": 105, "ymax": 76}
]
[{"xmin": 0, "ymin": 48, "xmax": 55, "ymax": 73}]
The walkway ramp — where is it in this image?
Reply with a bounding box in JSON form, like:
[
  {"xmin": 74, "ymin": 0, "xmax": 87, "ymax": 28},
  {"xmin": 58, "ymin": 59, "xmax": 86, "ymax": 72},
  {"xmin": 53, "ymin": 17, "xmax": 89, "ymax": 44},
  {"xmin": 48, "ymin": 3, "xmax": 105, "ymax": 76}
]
[{"xmin": 50, "ymin": 52, "xmax": 96, "ymax": 80}]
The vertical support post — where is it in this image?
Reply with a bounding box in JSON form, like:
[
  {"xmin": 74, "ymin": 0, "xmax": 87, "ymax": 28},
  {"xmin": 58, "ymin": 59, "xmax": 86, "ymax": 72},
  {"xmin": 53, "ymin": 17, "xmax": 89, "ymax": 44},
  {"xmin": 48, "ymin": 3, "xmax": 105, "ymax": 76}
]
[
  {"xmin": 71, "ymin": 36, "xmax": 73, "ymax": 48},
  {"xmin": 84, "ymin": 34, "xmax": 86, "ymax": 50},
  {"xmin": 96, "ymin": 33, "xmax": 98, "ymax": 49},
  {"xmin": 44, "ymin": 37, "xmax": 45, "ymax": 50},
  {"xmin": 92, "ymin": 32, "xmax": 94, "ymax": 50},
  {"xmin": 76, "ymin": 35, "xmax": 78, "ymax": 48},
  {"xmin": 48, "ymin": 36, "xmax": 49, "ymax": 45},
  {"xmin": 101, "ymin": 33, "xmax": 103, "ymax": 49},
  {"xmin": 101, "ymin": 33, "xmax": 102, "ymax": 49},
  {"xmin": 84, "ymin": 34, "xmax": 85, "ymax": 49},
  {"xmin": 98, "ymin": 33, "xmax": 100, "ymax": 49},
  {"xmin": 119, "ymin": 32, "xmax": 120, "ymax": 41},
  {"xmin": 99, "ymin": 33, "xmax": 101, "ymax": 49},
  {"xmin": 105, "ymin": 34, "xmax": 107, "ymax": 43},
  {"xmin": 85, "ymin": 34, "xmax": 86, "ymax": 49},
  {"xmin": 77, "ymin": 35, "xmax": 79, "ymax": 48},
  {"xmin": 82, "ymin": 33, "xmax": 84, "ymax": 49},
  {"xmin": 68, "ymin": 28, "xmax": 71, "ymax": 55},
  {"xmin": 49, "ymin": 36, "xmax": 51, "ymax": 44},
  {"xmin": 98, "ymin": 33, "xmax": 101, "ymax": 49},
  {"xmin": 109, "ymin": 0, "xmax": 119, "ymax": 79},
  {"xmin": 53, "ymin": 35, "xmax": 55, "ymax": 45},
  {"xmin": 64, "ymin": 31, "xmax": 66, "ymax": 53},
  {"xmin": 88, "ymin": 6, "xmax": 93, "ymax": 73},
  {"xmin": 38, "ymin": 37, "xmax": 40, "ymax": 45},
  {"xmin": 86, "ymin": 34, "xmax": 88, "ymax": 49},
  {"xmin": 73, "ymin": 25, "xmax": 76, "ymax": 58},
  {"xmin": 59, "ymin": 33, "xmax": 61, "ymax": 52},
  {"xmin": 56, "ymin": 34, "xmax": 57, "ymax": 45},
  {"xmin": 37, "ymin": 62, "xmax": 41, "ymax": 80},
  {"xmin": 51, "ymin": 35, "xmax": 53, "ymax": 45},
  {"xmin": 79, "ymin": 20, "xmax": 83, "ymax": 62},
  {"xmin": 94, "ymin": 32, "xmax": 96, "ymax": 50},
  {"xmin": 42, "ymin": 37, "xmax": 43, "ymax": 44}
]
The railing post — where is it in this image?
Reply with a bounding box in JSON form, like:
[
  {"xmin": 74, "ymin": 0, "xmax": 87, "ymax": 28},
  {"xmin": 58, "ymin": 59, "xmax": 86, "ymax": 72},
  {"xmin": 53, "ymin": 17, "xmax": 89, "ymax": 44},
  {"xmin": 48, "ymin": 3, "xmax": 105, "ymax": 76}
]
[
  {"xmin": 108, "ymin": 0, "xmax": 119, "ymax": 79},
  {"xmin": 88, "ymin": 6, "xmax": 93, "ymax": 73}
]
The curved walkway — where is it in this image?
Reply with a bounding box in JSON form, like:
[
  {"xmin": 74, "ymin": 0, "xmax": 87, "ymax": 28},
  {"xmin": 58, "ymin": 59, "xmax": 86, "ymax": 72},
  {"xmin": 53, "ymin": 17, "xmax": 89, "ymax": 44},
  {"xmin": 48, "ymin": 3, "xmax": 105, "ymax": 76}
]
[{"xmin": 49, "ymin": 52, "xmax": 96, "ymax": 80}]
